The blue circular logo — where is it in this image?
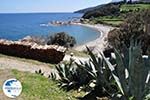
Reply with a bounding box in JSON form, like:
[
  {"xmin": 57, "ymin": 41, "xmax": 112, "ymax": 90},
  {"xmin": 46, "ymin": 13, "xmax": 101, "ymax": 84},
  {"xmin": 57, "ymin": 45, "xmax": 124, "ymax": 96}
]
[{"xmin": 2, "ymin": 78, "xmax": 22, "ymax": 98}]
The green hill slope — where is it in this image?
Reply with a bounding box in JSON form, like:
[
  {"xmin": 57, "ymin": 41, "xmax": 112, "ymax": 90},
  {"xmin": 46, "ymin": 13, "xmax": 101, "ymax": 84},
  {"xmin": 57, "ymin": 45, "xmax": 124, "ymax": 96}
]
[{"xmin": 79, "ymin": 3, "xmax": 150, "ymax": 26}]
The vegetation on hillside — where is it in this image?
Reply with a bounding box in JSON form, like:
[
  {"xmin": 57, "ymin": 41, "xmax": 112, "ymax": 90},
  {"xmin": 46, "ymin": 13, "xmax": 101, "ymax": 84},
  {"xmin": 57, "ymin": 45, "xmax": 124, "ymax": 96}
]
[
  {"xmin": 108, "ymin": 9, "xmax": 150, "ymax": 54},
  {"xmin": 80, "ymin": 2, "xmax": 150, "ymax": 26}
]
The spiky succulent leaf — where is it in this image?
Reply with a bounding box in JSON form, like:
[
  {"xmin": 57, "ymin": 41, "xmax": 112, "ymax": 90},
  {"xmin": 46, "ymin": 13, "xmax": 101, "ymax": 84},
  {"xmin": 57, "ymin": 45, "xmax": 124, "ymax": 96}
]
[
  {"xmin": 128, "ymin": 41, "xmax": 149, "ymax": 100},
  {"xmin": 114, "ymin": 48, "xmax": 129, "ymax": 96},
  {"xmin": 103, "ymin": 40, "xmax": 150, "ymax": 100},
  {"xmin": 102, "ymin": 52, "xmax": 125, "ymax": 95}
]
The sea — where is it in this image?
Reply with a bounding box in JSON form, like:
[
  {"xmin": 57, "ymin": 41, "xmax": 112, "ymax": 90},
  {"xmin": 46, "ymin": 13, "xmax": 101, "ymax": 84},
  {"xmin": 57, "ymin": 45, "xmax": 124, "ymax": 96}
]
[{"xmin": 0, "ymin": 13, "xmax": 100, "ymax": 44}]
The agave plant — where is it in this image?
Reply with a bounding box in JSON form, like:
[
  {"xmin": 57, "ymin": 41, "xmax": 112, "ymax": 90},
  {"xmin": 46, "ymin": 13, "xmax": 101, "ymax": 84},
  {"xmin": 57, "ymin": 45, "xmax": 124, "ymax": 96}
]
[
  {"xmin": 55, "ymin": 61, "xmax": 92, "ymax": 91},
  {"xmin": 51, "ymin": 47, "xmax": 118, "ymax": 99},
  {"xmin": 102, "ymin": 41, "xmax": 150, "ymax": 100},
  {"xmin": 75, "ymin": 47, "xmax": 118, "ymax": 99}
]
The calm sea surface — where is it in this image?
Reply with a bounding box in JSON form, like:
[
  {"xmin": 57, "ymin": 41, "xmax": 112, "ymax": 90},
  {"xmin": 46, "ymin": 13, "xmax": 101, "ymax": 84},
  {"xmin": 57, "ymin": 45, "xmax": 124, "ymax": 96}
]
[{"xmin": 0, "ymin": 13, "xmax": 100, "ymax": 44}]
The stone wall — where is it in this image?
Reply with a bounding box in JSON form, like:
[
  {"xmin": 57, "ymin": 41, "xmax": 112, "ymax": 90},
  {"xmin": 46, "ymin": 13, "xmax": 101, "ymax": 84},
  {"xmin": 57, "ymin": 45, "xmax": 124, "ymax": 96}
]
[{"xmin": 0, "ymin": 39, "xmax": 66, "ymax": 64}]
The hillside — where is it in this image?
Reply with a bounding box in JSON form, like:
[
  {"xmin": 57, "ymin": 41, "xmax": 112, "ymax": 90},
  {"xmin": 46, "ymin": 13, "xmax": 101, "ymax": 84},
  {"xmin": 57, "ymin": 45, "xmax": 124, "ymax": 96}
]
[
  {"xmin": 74, "ymin": 0, "xmax": 150, "ymax": 13},
  {"xmin": 77, "ymin": 2, "xmax": 150, "ymax": 26}
]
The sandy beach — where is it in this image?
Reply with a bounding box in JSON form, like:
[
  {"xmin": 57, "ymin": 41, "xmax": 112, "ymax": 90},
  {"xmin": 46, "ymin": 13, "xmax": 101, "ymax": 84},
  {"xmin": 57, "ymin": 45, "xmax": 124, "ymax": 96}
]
[{"xmin": 74, "ymin": 23, "xmax": 114, "ymax": 53}]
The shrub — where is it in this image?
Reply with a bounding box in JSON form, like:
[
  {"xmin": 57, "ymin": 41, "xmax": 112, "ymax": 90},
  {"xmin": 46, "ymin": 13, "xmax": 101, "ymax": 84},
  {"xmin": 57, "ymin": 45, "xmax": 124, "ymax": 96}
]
[
  {"xmin": 108, "ymin": 9, "xmax": 150, "ymax": 54},
  {"xmin": 47, "ymin": 32, "xmax": 76, "ymax": 48}
]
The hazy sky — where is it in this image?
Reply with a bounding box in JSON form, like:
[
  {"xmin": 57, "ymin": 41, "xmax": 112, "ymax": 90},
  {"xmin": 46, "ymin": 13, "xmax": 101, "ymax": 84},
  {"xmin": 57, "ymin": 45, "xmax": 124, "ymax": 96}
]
[{"xmin": 0, "ymin": 0, "xmax": 112, "ymax": 13}]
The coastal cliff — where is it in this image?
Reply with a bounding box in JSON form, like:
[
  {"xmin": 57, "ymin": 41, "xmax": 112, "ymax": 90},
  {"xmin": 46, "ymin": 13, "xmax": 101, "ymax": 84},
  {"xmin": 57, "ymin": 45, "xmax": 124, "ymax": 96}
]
[{"xmin": 0, "ymin": 39, "xmax": 66, "ymax": 64}]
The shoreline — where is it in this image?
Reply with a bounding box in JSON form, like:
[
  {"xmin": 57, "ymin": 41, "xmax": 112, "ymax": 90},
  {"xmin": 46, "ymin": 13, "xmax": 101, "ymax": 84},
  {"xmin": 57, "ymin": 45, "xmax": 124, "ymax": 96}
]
[
  {"xmin": 73, "ymin": 23, "xmax": 114, "ymax": 53},
  {"xmin": 0, "ymin": 21, "xmax": 114, "ymax": 54}
]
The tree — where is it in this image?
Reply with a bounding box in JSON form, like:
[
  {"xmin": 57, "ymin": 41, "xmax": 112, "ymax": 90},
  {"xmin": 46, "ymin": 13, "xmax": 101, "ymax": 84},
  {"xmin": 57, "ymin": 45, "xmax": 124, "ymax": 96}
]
[
  {"xmin": 108, "ymin": 9, "xmax": 150, "ymax": 54},
  {"xmin": 47, "ymin": 32, "xmax": 76, "ymax": 48}
]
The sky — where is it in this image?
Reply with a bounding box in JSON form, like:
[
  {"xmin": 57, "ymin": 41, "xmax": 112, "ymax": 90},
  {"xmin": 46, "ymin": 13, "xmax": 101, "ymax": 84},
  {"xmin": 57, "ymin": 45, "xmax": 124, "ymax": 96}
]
[{"xmin": 0, "ymin": 0, "xmax": 112, "ymax": 13}]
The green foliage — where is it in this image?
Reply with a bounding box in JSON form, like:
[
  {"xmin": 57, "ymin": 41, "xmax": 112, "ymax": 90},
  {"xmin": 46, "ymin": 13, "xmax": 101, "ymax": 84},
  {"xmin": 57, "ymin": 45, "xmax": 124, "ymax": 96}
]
[
  {"xmin": 47, "ymin": 32, "xmax": 76, "ymax": 47},
  {"xmin": 52, "ymin": 47, "xmax": 118, "ymax": 99},
  {"xmin": 75, "ymin": 47, "xmax": 118, "ymax": 98},
  {"xmin": 102, "ymin": 41, "xmax": 150, "ymax": 100},
  {"xmin": 81, "ymin": 2, "xmax": 150, "ymax": 26},
  {"xmin": 55, "ymin": 61, "xmax": 92, "ymax": 91},
  {"xmin": 92, "ymin": 16, "xmax": 123, "ymax": 26},
  {"xmin": 120, "ymin": 4, "xmax": 150, "ymax": 13},
  {"xmin": 108, "ymin": 9, "xmax": 150, "ymax": 54},
  {"xmin": 50, "ymin": 42, "xmax": 150, "ymax": 99}
]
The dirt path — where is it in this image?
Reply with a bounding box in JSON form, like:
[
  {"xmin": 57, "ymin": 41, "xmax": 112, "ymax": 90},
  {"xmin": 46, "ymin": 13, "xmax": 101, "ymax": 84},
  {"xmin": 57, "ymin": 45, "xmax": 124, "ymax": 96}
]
[
  {"xmin": 0, "ymin": 54, "xmax": 89, "ymax": 78},
  {"xmin": 0, "ymin": 55, "xmax": 56, "ymax": 77}
]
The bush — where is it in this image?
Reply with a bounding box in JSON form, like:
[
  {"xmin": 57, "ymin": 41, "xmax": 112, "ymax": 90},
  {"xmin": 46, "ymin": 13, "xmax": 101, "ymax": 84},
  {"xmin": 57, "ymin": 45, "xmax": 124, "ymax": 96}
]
[
  {"xmin": 47, "ymin": 32, "xmax": 76, "ymax": 48},
  {"xmin": 108, "ymin": 9, "xmax": 150, "ymax": 54}
]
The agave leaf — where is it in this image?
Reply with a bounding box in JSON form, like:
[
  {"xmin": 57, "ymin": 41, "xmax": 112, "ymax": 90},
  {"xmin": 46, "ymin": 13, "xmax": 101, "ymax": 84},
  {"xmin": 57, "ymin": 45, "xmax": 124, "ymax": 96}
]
[
  {"xmin": 75, "ymin": 62, "xmax": 96, "ymax": 79},
  {"xmin": 114, "ymin": 48, "xmax": 128, "ymax": 96},
  {"xmin": 122, "ymin": 44, "xmax": 129, "ymax": 71},
  {"xmin": 50, "ymin": 72, "xmax": 57, "ymax": 80},
  {"xmin": 101, "ymin": 52, "xmax": 125, "ymax": 95},
  {"xmin": 128, "ymin": 41, "xmax": 149, "ymax": 100},
  {"xmin": 86, "ymin": 46, "xmax": 97, "ymax": 63},
  {"xmin": 56, "ymin": 65, "xmax": 63, "ymax": 77},
  {"xmin": 143, "ymin": 56, "xmax": 150, "ymax": 97},
  {"xmin": 86, "ymin": 47, "xmax": 100, "ymax": 71}
]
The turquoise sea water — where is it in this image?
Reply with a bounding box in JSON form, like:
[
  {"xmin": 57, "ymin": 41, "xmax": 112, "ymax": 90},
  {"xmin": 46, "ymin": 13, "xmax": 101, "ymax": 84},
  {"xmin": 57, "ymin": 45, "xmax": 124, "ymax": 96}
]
[{"xmin": 0, "ymin": 13, "xmax": 100, "ymax": 44}]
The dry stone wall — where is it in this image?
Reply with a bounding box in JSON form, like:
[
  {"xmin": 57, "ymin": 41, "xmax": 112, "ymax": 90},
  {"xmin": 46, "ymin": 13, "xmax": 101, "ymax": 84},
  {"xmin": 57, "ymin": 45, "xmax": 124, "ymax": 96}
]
[{"xmin": 0, "ymin": 39, "xmax": 66, "ymax": 64}]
